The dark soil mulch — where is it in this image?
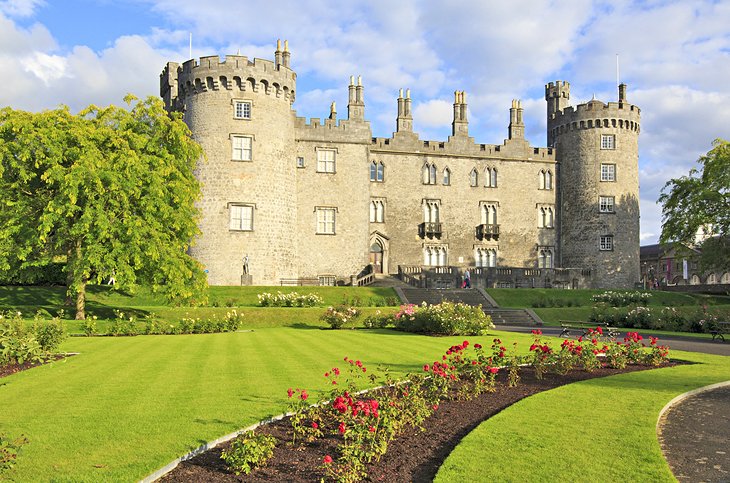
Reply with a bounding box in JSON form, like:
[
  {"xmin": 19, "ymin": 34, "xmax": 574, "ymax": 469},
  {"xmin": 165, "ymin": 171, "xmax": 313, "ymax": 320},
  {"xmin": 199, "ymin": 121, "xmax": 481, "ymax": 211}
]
[
  {"xmin": 0, "ymin": 354, "xmax": 73, "ymax": 378},
  {"xmin": 161, "ymin": 362, "xmax": 675, "ymax": 482}
]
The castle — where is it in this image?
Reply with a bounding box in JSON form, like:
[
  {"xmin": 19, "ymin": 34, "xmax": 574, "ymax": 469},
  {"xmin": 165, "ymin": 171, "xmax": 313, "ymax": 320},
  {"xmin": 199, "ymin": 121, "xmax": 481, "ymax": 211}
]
[{"xmin": 160, "ymin": 40, "xmax": 640, "ymax": 289}]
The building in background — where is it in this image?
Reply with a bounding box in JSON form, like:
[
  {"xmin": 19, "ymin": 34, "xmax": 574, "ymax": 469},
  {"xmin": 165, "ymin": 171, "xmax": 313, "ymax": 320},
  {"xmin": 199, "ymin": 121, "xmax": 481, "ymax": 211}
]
[{"xmin": 161, "ymin": 40, "xmax": 641, "ymax": 288}]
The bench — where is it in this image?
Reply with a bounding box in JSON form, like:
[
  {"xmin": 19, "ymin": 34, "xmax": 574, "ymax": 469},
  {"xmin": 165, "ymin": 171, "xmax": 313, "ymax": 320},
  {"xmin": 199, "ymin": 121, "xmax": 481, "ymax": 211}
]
[
  {"xmin": 279, "ymin": 278, "xmax": 320, "ymax": 286},
  {"xmin": 710, "ymin": 322, "xmax": 729, "ymax": 342},
  {"xmin": 559, "ymin": 321, "xmax": 620, "ymax": 339}
]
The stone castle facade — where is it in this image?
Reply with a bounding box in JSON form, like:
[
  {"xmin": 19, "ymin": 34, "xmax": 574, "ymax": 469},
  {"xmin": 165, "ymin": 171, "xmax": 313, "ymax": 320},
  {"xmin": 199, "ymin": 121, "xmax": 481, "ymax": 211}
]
[{"xmin": 160, "ymin": 40, "xmax": 641, "ymax": 289}]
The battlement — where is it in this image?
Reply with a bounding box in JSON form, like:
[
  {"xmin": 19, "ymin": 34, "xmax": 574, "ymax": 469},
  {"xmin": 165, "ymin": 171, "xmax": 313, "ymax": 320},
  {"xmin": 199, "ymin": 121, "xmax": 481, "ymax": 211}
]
[
  {"xmin": 294, "ymin": 115, "xmax": 371, "ymax": 143},
  {"xmin": 369, "ymin": 135, "xmax": 554, "ymax": 161},
  {"xmin": 161, "ymin": 53, "xmax": 297, "ymax": 109},
  {"xmin": 548, "ymin": 97, "xmax": 641, "ymax": 140}
]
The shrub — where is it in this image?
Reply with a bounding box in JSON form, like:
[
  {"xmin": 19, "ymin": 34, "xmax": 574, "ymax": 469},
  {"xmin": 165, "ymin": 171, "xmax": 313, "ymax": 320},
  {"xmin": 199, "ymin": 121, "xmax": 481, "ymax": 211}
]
[
  {"xmin": 362, "ymin": 310, "xmax": 395, "ymax": 329},
  {"xmin": 0, "ymin": 433, "xmax": 28, "ymax": 474},
  {"xmin": 257, "ymin": 291, "xmax": 323, "ymax": 307},
  {"xmin": 220, "ymin": 431, "xmax": 277, "ymax": 476},
  {"xmin": 320, "ymin": 306, "xmax": 361, "ymax": 329},
  {"xmin": 394, "ymin": 302, "xmax": 494, "ymax": 336},
  {"xmin": 591, "ymin": 290, "xmax": 651, "ymax": 307},
  {"xmin": 32, "ymin": 318, "xmax": 66, "ymax": 352},
  {"xmin": 81, "ymin": 317, "xmax": 98, "ymax": 336}
]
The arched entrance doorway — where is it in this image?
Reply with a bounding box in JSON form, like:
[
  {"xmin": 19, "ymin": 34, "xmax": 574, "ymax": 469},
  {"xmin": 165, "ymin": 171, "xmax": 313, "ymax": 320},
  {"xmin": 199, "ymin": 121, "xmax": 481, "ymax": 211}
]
[
  {"xmin": 368, "ymin": 232, "xmax": 389, "ymax": 274},
  {"xmin": 370, "ymin": 241, "xmax": 384, "ymax": 274}
]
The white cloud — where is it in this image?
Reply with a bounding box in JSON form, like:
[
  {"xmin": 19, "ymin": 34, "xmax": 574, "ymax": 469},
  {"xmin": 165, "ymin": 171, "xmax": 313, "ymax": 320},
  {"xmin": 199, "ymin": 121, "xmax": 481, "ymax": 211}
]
[
  {"xmin": 0, "ymin": 0, "xmax": 44, "ymax": 17},
  {"xmin": 413, "ymin": 99, "xmax": 452, "ymax": 128},
  {"xmin": 23, "ymin": 51, "xmax": 68, "ymax": 84}
]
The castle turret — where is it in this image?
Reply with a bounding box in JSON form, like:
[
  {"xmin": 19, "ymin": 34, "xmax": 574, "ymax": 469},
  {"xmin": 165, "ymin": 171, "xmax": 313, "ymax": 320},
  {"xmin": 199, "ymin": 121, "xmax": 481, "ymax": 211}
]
[
  {"xmin": 545, "ymin": 81, "xmax": 570, "ymax": 147},
  {"xmin": 547, "ymin": 81, "xmax": 641, "ymax": 288},
  {"xmin": 160, "ymin": 41, "xmax": 298, "ymax": 285},
  {"xmin": 451, "ymin": 91, "xmax": 468, "ymax": 136}
]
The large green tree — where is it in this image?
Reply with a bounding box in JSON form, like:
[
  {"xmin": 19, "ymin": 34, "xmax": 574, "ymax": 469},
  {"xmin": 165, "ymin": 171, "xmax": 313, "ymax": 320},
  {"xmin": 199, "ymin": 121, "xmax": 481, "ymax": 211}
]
[
  {"xmin": 659, "ymin": 138, "xmax": 730, "ymax": 270},
  {"xmin": 0, "ymin": 96, "xmax": 207, "ymax": 318}
]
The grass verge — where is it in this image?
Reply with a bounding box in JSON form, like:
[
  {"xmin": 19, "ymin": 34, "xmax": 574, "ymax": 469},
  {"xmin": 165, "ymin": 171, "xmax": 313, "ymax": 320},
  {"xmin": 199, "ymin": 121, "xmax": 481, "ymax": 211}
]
[{"xmin": 436, "ymin": 349, "xmax": 730, "ymax": 482}]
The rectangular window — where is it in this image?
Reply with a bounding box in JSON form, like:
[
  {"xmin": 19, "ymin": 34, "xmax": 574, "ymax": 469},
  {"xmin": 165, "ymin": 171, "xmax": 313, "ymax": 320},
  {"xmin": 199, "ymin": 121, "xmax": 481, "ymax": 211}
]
[
  {"xmin": 296, "ymin": 157, "xmax": 305, "ymax": 168},
  {"xmin": 601, "ymin": 134, "xmax": 615, "ymax": 150},
  {"xmin": 316, "ymin": 207, "xmax": 336, "ymax": 234},
  {"xmin": 599, "ymin": 235, "xmax": 614, "ymax": 251},
  {"xmin": 599, "ymin": 196, "xmax": 615, "ymax": 213},
  {"xmin": 232, "ymin": 135, "xmax": 252, "ymax": 161},
  {"xmin": 600, "ymin": 163, "xmax": 615, "ymax": 182},
  {"xmin": 370, "ymin": 200, "xmax": 385, "ymax": 223},
  {"xmin": 317, "ymin": 149, "xmax": 336, "ymax": 173},
  {"xmin": 229, "ymin": 204, "xmax": 253, "ymax": 231},
  {"xmin": 234, "ymin": 101, "xmax": 251, "ymax": 119}
]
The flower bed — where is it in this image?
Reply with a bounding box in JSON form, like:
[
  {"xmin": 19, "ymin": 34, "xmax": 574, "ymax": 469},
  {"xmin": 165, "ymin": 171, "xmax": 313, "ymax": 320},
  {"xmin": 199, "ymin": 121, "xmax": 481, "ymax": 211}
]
[{"xmin": 161, "ymin": 329, "xmax": 671, "ymax": 482}]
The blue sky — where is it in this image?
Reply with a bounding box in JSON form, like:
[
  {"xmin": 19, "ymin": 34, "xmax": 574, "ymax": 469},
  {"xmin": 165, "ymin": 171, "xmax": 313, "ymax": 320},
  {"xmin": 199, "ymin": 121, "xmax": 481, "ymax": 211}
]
[{"xmin": 1, "ymin": 0, "xmax": 729, "ymax": 245}]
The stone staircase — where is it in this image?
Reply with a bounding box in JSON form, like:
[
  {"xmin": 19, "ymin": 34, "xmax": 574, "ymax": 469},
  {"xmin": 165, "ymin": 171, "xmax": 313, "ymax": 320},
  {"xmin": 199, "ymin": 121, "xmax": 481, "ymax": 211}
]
[
  {"xmin": 398, "ymin": 287, "xmax": 541, "ymax": 327},
  {"xmin": 369, "ymin": 274, "xmax": 413, "ymax": 288}
]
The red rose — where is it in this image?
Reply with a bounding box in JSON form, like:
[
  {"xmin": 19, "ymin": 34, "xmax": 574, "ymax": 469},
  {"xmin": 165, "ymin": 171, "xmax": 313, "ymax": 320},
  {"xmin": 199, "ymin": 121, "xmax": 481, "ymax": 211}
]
[
  {"xmin": 339, "ymin": 422, "xmax": 346, "ymax": 434},
  {"xmin": 369, "ymin": 426, "xmax": 375, "ymax": 433},
  {"xmin": 324, "ymin": 455, "xmax": 333, "ymax": 464},
  {"xmin": 423, "ymin": 364, "xmax": 430, "ymax": 372},
  {"xmin": 287, "ymin": 388, "xmax": 293, "ymax": 398},
  {"xmin": 312, "ymin": 422, "xmax": 318, "ymax": 429}
]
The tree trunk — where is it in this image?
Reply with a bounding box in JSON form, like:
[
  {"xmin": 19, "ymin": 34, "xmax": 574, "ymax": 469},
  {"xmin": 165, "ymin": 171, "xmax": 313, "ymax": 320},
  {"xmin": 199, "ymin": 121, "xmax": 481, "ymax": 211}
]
[
  {"xmin": 75, "ymin": 280, "xmax": 86, "ymax": 320},
  {"xmin": 65, "ymin": 248, "xmax": 74, "ymax": 306}
]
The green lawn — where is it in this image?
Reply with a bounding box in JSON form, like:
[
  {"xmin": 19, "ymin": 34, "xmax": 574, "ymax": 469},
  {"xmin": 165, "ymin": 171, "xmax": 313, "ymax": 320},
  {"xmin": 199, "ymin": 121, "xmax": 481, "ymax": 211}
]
[
  {"xmin": 2, "ymin": 327, "xmax": 728, "ymax": 482},
  {"xmin": 437, "ymin": 350, "xmax": 730, "ymax": 482},
  {"xmin": 0, "ymin": 285, "xmax": 400, "ymax": 319},
  {"xmin": 487, "ymin": 287, "xmax": 730, "ymax": 309}
]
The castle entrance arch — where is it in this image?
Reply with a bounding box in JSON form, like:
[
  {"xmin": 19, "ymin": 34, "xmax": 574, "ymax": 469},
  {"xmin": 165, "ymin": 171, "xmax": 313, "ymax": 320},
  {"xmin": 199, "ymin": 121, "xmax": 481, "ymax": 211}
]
[{"xmin": 369, "ymin": 232, "xmax": 389, "ymax": 274}]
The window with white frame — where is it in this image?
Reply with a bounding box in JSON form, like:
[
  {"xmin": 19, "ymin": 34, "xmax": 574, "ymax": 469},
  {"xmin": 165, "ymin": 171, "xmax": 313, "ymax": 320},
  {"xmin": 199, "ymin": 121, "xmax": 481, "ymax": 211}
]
[
  {"xmin": 476, "ymin": 247, "xmax": 497, "ymax": 267},
  {"xmin": 370, "ymin": 161, "xmax": 384, "ymax": 182},
  {"xmin": 600, "ymin": 163, "xmax": 616, "ymax": 182},
  {"xmin": 231, "ymin": 135, "xmax": 252, "ymax": 161},
  {"xmin": 229, "ymin": 204, "xmax": 254, "ymax": 231},
  {"xmin": 317, "ymin": 149, "xmax": 336, "ymax": 173},
  {"xmin": 443, "ymin": 167, "xmax": 451, "ymax": 185},
  {"xmin": 601, "ymin": 134, "xmax": 615, "ymax": 150},
  {"xmin": 234, "ymin": 100, "xmax": 252, "ymax": 119},
  {"xmin": 538, "ymin": 206, "xmax": 554, "ymax": 228},
  {"xmin": 538, "ymin": 247, "xmax": 553, "ymax": 268},
  {"xmin": 469, "ymin": 168, "xmax": 479, "ymax": 187},
  {"xmin": 423, "ymin": 246, "xmax": 447, "ymax": 266},
  {"xmin": 423, "ymin": 199, "xmax": 440, "ymax": 223},
  {"xmin": 599, "ymin": 235, "xmax": 614, "ymax": 251},
  {"xmin": 480, "ymin": 202, "xmax": 498, "ymax": 225},
  {"xmin": 369, "ymin": 199, "xmax": 385, "ymax": 223},
  {"xmin": 539, "ymin": 169, "xmax": 553, "ymax": 190},
  {"xmin": 599, "ymin": 196, "xmax": 615, "ymax": 213},
  {"xmin": 485, "ymin": 167, "xmax": 498, "ymax": 187},
  {"xmin": 316, "ymin": 207, "xmax": 336, "ymax": 234}
]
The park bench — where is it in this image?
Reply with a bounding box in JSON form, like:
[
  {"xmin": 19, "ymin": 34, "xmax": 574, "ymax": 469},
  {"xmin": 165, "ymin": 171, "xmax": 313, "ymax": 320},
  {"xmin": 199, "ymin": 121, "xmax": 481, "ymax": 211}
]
[
  {"xmin": 279, "ymin": 278, "xmax": 320, "ymax": 286},
  {"xmin": 559, "ymin": 321, "xmax": 620, "ymax": 339},
  {"xmin": 709, "ymin": 322, "xmax": 729, "ymax": 342}
]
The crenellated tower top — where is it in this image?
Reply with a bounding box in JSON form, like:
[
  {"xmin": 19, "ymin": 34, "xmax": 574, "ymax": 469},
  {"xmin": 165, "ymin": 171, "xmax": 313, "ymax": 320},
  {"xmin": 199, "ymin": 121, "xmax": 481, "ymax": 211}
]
[{"xmin": 160, "ymin": 40, "xmax": 296, "ymax": 112}]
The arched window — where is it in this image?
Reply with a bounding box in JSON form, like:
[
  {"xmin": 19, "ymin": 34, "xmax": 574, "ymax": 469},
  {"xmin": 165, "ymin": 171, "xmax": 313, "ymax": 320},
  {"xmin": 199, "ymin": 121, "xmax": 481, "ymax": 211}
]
[
  {"xmin": 370, "ymin": 161, "xmax": 377, "ymax": 181},
  {"xmin": 539, "ymin": 170, "xmax": 553, "ymax": 190},
  {"xmin": 424, "ymin": 201, "xmax": 439, "ymax": 223},
  {"xmin": 470, "ymin": 168, "xmax": 478, "ymax": 187},
  {"xmin": 377, "ymin": 162, "xmax": 384, "ymax": 182},
  {"xmin": 539, "ymin": 206, "xmax": 554, "ymax": 228},
  {"xmin": 481, "ymin": 204, "xmax": 498, "ymax": 225},
  {"xmin": 538, "ymin": 248, "xmax": 553, "ymax": 268},
  {"xmin": 422, "ymin": 163, "xmax": 430, "ymax": 184},
  {"xmin": 476, "ymin": 248, "xmax": 497, "ymax": 267},
  {"xmin": 443, "ymin": 167, "xmax": 451, "ymax": 185},
  {"xmin": 369, "ymin": 200, "xmax": 384, "ymax": 223},
  {"xmin": 424, "ymin": 246, "xmax": 447, "ymax": 266},
  {"xmin": 429, "ymin": 164, "xmax": 437, "ymax": 185},
  {"xmin": 485, "ymin": 167, "xmax": 498, "ymax": 187}
]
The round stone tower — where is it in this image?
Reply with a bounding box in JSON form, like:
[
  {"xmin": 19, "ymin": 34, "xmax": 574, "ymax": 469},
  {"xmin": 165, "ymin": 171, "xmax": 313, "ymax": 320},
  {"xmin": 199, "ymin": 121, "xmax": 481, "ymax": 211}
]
[
  {"xmin": 546, "ymin": 81, "xmax": 641, "ymax": 288},
  {"xmin": 161, "ymin": 40, "xmax": 298, "ymax": 285}
]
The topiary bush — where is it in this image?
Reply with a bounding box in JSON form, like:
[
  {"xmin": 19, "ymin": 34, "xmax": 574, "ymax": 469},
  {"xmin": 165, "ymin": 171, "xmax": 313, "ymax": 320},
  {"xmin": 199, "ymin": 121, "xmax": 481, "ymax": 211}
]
[{"xmin": 394, "ymin": 302, "xmax": 494, "ymax": 336}]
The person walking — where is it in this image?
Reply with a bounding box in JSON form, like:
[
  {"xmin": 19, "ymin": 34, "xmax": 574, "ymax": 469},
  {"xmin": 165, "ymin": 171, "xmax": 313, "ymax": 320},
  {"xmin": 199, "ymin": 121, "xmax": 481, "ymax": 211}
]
[{"xmin": 464, "ymin": 269, "xmax": 471, "ymax": 289}]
